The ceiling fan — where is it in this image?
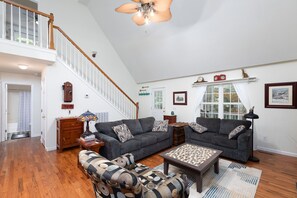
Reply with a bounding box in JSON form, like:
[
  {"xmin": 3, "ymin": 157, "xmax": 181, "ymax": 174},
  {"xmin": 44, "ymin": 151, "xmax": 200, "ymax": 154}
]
[{"xmin": 115, "ymin": 0, "xmax": 172, "ymax": 26}]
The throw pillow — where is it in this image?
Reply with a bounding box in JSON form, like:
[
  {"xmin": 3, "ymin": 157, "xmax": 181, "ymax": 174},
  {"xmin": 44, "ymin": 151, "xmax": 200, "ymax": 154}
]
[
  {"xmin": 228, "ymin": 125, "xmax": 246, "ymax": 139},
  {"xmin": 152, "ymin": 120, "xmax": 168, "ymax": 132},
  {"xmin": 189, "ymin": 122, "xmax": 208, "ymax": 133},
  {"xmin": 112, "ymin": 124, "xmax": 134, "ymax": 142}
]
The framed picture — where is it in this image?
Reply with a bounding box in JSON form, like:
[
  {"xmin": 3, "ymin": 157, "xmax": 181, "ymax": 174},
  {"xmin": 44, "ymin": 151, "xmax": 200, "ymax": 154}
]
[
  {"xmin": 173, "ymin": 91, "xmax": 187, "ymax": 105},
  {"xmin": 265, "ymin": 82, "xmax": 297, "ymax": 109}
]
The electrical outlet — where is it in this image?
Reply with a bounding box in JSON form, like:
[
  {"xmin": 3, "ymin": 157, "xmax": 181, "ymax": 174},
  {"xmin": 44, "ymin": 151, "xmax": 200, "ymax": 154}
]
[{"xmin": 263, "ymin": 136, "xmax": 267, "ymax": 141}]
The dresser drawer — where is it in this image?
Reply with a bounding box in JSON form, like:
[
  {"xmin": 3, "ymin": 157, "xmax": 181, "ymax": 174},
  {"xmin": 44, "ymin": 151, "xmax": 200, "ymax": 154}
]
[
  {"xmin": 56, "ymin": 117, "xmax": 83, "ymax": 152},
  {"xmin": 58, "ymin": 119, "xmax": 82, "ymax": 130}
]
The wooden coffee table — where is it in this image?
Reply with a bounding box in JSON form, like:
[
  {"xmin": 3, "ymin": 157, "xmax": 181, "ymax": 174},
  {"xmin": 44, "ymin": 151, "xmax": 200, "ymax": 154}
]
[{"xmin": 160, "ymin": 143, "xmax": 222, "ymax": 193}]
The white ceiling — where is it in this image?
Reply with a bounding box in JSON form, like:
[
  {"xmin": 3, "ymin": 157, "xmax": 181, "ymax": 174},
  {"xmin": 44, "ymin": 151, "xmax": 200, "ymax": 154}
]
[
  {"xmin": 0, "ymin": 52, "xmax": 46, "ymax": 76},
  {"xmin": 85, "ymin": 0, "xmax": 297, "ymax": 83}
]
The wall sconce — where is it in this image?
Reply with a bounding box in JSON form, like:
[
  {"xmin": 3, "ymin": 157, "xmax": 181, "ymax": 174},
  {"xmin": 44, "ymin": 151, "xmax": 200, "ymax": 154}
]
[{"xmin": 92, "ymin": 51, "xmax": 97, "ymax": 58}]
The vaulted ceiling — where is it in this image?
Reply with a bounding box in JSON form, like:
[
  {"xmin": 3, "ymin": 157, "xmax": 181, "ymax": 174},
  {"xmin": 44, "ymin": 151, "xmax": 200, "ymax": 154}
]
[{"xmin": 81, "ymin": 0, "xmax": 297, "ymax": 83}]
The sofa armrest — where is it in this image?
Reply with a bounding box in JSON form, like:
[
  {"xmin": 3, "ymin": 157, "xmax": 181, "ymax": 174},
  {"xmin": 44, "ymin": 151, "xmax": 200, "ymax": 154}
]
[
  {"xmin": 184, "ymin": 126, "xmax": 194, "ymax": 140},
  {"xmin": 237, "ymin": 129, "xmax": 252, "ymax": 150},
  {"xmin": 93, "ymin": 132, "xmax": 121, "ymax": 160},
  {"xmin": 168, "ymin": 125, "xmax": 174, "ymax": 146},
  {"xmin": 144, "ymin": 173, "xmax": 189, "ymax": 198},
  {"xmin": 111, "ymin": 153, "xmax": 136, "ymax": 169}
]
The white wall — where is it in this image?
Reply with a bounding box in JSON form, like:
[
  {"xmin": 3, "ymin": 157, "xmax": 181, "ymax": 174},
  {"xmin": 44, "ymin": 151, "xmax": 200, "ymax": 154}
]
[
  {"xmin": 42, "ymin": 60, "xmax": 129, "ymax": 151},
  {"xmin": 0, "ymin": 72, "xmax": 41, "ymax": 140},
  {"xmin": 138, "ymin": 61, "xmax": 297, "ymax": 157},
  {"xmin": 38, "ymin": 0, "xmax": 137, "ymax": 100}
]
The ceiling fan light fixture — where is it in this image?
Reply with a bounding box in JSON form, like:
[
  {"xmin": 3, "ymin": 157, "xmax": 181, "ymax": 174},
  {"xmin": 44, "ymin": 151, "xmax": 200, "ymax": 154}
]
[
  {"xmin": 145, "ymin": 17, "xmax": 150, "ymax": 25},
  {"xmin": 115, "ymin": 0, "xmax": 172, "ymax": 26}
]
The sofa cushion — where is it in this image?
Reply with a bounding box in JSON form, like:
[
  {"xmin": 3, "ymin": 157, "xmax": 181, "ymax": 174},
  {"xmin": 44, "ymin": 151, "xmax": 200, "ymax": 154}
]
[
  {"xmin": 95, "ymin": 120, "xmax": 123, "ymax": 140},
  {"xmin": 190, "ymin": 131, "xmax": 216, "ymax": 143},
  {"xmin": 196, "ymin": 117, "xmax": 221, "ymax": 133},
  {"xmin": 150, "ymin": 131, "xmax": 170, "ymax": 142},
  {"xmin": 120, "ymin": 139, "xmax": 141, "ymax": 154},
  {"xmin": 212, "ymin": 134, "xmax": 237, "ymax": 149},
  {"xmin": 139, "ymin": 117, "xmax": 155, "ymax": 132},
  {"xmin": 189, "ymin": 122, "xmax": 208, "ymax": 133},
  {"xmin": 122, "ymin": 119, "xmax": 143, "ymax": 135},
  {"xmin": 152, "ymin": 120, "xmax": 168, "ymax": 132},
  {"xmin": 219, "ymin": 119, "xmax": 251, "ymax": 135},
  {"xmin": 112, "ymin": 124, "xmax": 134, "ymax": 143},
  {"xmin": 134, "ymin": 133, "xmax": 158, "ymax": 147},
  {"xmin": 228, "ymin": 125, "xmax": 246, "ymax": 139},
  {"xmin": 149, "ymin": 131, "xmax": 170, "ymax": 142}
]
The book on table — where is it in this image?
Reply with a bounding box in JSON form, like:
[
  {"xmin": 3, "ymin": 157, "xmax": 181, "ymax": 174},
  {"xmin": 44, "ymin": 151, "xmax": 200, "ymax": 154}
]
[{"xmin": 80, "ymin": 134, "xmax": 96, "ymax": 142}]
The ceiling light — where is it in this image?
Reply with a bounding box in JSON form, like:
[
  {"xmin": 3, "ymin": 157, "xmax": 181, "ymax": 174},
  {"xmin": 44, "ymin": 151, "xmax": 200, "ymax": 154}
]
[{"xmin": 18, "ymin": 65, "xmax": 28, "ymax": 70}]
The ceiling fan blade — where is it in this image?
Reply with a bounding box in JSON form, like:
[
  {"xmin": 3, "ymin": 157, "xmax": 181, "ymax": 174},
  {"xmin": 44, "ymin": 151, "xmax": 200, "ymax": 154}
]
[
  {"xmin": 151, "ymin": 9, "xmax": 172, "ymax": 23},
  {"xmin": 115, "ymin": 3, "xmax": 138, "ymax": 14},
  {"xmin": 132, "ymin": 14, "xmax": 146, "ymax": 26},
  {"xmin": 153, "ymin": 0, "xmax": 172, "ymax": 12}
]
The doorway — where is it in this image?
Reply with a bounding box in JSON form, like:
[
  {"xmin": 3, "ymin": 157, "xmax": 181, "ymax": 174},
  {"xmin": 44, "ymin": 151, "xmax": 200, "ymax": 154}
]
[
  {"xmin": 6, "ymin": 84, "xmax": 32, "ymax": 140},
  {"xmin": 151, "ymin": 87, "xmax": 166, "ymax": 120}
]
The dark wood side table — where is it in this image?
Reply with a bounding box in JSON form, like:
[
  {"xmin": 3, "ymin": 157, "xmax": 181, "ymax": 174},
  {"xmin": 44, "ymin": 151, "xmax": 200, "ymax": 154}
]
[
  {"xmin": 164, "ymin": 115, "xmax": 177, "ymax": 124},
  {"xmin": 169, "ymin": 122, "xmax": 188, "ymax": 146},
  {"xmin": 77, "ymin": 138, "xmax": 105, "ymax": 175}
]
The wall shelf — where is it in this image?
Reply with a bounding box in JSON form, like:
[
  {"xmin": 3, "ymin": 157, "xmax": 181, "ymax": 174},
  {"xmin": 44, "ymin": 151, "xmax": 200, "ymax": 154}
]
[{"xmin": 192, "ymin": 77, "xmax": 257, "ymax": 87}]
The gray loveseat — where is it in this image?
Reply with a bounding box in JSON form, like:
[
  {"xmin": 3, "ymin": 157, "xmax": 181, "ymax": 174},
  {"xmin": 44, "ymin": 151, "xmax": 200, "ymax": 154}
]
[
  {"xmin": 185, "ymin": 117, "xmax": 252, "ymax": 162},
  {"xmin": 93, "ymin": 117, "xmax": 173, "ymax": 161}
]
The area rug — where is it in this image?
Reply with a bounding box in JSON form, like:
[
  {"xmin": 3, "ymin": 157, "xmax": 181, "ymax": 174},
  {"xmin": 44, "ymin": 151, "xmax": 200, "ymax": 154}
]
[{"xmin": 154, "ymin": 159, "xmax": 262, "ymax": 198}]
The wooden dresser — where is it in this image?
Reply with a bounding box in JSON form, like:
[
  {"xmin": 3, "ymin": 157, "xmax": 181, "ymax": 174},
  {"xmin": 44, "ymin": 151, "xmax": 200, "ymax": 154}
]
[
  {"xmin": 56, "ymin": 117, "xmax": 83, "ymax": 152},
  {"xmin": 163, "ymin": 115, "xmax": 177, "ymax": 124}
]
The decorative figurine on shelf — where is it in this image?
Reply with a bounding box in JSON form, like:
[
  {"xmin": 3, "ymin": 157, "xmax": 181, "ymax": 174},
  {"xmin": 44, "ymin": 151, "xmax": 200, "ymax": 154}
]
[
  {"xmin": 214, "ymin": 75, "xmax": 220, "ymax": 81},
  {"xmin": 241, "ymin": 69, "xmax": 249, "ymax": 78},
  {"xmin": 195, "ymin": 76, "xmax": 207, "ymax": 83}
]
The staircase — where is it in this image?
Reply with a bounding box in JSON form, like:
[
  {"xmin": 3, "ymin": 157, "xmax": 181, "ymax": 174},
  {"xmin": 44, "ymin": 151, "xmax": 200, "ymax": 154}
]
[{"xmin": 0, "ymin": 0, "xmax": 138, "ymax": 119}]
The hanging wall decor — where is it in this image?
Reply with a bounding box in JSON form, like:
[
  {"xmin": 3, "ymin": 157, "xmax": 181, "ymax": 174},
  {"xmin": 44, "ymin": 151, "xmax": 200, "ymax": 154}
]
[{"xmin": 265, "ymin": 82, "xmax": 297, "ymax": 109}]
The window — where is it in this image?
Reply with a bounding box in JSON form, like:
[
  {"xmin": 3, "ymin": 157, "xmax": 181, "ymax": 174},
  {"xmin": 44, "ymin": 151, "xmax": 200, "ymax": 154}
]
[{"xmin": 200, "ymin": 84, "xmax": 246, "ymax": 120}]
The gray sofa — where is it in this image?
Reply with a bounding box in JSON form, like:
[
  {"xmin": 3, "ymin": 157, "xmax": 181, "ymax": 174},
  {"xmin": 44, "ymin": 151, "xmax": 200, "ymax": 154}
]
[
  {"xmin": 185, "ymin": 117, "xmax": 252, "ymax": 162},
  {"xmin": 93, "ymin": 117, "xmax": 173, "ymax": 161}
]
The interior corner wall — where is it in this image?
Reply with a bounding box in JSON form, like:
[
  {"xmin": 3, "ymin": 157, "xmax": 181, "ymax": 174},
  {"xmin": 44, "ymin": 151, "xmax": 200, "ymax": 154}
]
[
  {"xmin": 38, "ymin": 0, "xmax": 137, "ymax": 100},
  {"xmin": 42, "ymin": 61, "xmax": 127, "ymax": 151},
  {"xmin": 138, "ymin": 61, "xmax": 297, "ymax": 157},
  {"xmin": 0, "ymin": 72, "xmax": 41, "ymax": 140}
]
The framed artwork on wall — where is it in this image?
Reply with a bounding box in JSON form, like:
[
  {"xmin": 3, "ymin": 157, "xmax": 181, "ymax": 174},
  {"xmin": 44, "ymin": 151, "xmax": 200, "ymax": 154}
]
[
  {"xmin": 173, "ymin": 91, "xmax": 187, "ymax": 105},
  {"xmin": 265, "ymin": 82, "xmax": 297, "ymax": 109}
]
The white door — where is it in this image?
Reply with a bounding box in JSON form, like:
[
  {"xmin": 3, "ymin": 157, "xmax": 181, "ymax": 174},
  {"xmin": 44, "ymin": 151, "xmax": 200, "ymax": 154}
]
[
  {"xmin": 40, "ymin": 77, "xmax": 46, "ymax": 145},
  {"xmin": 3, "ymin": 83, "xmax": 8, "ymax": 141},
  {"xmin": 151, "ymin": 88, "xmax": 165, "ymax": 120}
]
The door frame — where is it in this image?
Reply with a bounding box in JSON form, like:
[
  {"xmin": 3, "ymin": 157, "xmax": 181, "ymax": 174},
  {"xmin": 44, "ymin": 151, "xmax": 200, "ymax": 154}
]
[
  {"xmin": 2, "ymin": 83, "xmax": 33, "ymax": 141},
  {"xmin": 151, "ymin": 87, "xmax": 166, "ymax": 120}
]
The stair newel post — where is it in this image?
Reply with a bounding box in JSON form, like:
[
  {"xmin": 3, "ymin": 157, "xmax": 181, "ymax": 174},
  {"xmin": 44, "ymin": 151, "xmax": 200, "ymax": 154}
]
[
  {"xmin": 48, "ymin": 13, "xmax": 55, "ymax": 50},
  {"xmin": 136, "ymin": 102, "xmax": 139, "ymax": 119}
]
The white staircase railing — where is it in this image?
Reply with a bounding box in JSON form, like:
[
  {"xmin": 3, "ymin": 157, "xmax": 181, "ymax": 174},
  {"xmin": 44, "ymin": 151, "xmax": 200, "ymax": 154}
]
[
  {"xmin": 53, "ymin": 26, "xmax": 138, "ymax": 119},
  {"xmin": 0, "ymin": 0, "xmax": 138, "ymax": 119},
  {"xmin": 0, "ymin": 0, "xmax": 54, "ymax": 49}
]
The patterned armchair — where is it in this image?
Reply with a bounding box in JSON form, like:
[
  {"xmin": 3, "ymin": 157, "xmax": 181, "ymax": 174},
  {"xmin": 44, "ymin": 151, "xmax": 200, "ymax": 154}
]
[{"xmin": 79, "ymin": 150, "xmax": 189, "ymax": 198}]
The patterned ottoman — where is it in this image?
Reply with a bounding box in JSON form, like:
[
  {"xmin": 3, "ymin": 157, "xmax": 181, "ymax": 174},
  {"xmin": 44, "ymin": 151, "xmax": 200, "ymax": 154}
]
[{"xmin": 160, "ymin": 143, "xmax": 222, "ymax": 193}]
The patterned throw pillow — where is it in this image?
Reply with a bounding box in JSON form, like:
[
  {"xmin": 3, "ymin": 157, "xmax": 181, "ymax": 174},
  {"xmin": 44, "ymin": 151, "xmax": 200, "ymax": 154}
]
[
  {"xmin": 189, "ymin": 122, "xmax": 208, "ymax": 133},
  {"xmin": 228, "ymin": 125, "xmax": 246, "ymax": 139},
  {"xmin": 152, "ymin": 120, "xmax": 168, "ymax": 132},
  {"xmin": 112, "ymin": 124, "xmax": 134, "ymax": 142}
]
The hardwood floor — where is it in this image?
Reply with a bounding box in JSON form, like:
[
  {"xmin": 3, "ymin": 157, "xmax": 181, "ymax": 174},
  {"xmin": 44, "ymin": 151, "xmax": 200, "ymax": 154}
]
[{"xmin": 0, "ymin": 137, "xmax": 296, "ymax": 198}]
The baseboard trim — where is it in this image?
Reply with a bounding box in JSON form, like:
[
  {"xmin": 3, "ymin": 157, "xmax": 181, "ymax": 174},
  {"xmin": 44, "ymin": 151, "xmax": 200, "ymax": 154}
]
[
  {"xmin": 45, "ymin": 146, "xmax": 57, "ymax": 151},
  {"xmin": 257, "ymin": 146, "xmax": 297, "ymax": 158}
]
